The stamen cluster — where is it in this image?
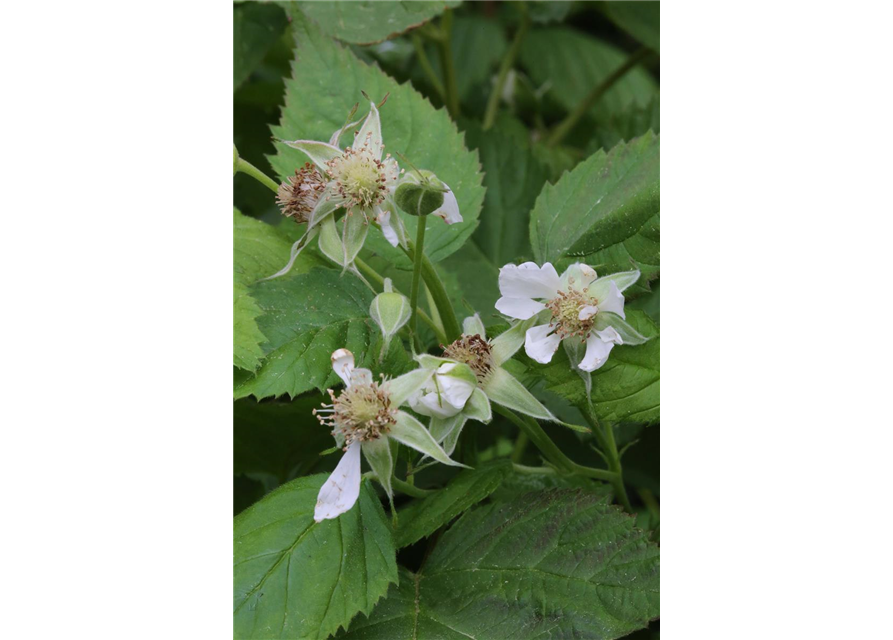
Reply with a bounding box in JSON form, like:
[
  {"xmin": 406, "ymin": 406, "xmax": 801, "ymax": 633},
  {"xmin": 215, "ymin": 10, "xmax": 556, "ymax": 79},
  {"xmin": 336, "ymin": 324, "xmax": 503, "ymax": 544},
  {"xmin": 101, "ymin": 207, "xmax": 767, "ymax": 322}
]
[
  {"xmin": 443, "ymin": 334, "xmax": 494, "ymax": 384},
  {"xmin": 277, "ymin": 163, "xmax": 326, "ymax": 223},
  {"xmin": 545, "ymin": 288, "xmax": 598, "ymax": 339},
  {"xmin": 326, "ymin": 138, "xmax": 397, "ymax": 210},
  {"xmin": 314, "ymin": 380, "xmax": 396, "ymax": 447}
]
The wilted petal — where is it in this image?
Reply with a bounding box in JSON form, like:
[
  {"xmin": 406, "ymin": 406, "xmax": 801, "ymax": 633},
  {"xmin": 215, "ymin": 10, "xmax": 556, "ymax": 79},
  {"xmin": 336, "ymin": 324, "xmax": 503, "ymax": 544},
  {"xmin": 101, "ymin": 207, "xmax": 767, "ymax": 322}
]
[
  {"xmin": 525, "ymin": 323, "xmax": 561, "ymax": 364},
  {"xmin": 331, "ymin": 348, "xmax": 355, "ymax": 386},
  {"xmin": 495, "ymin": 296, "xmax": 546, "ymax": 320},
  {"xmin": 314, "ymin": 441, "xmax": 362, "ymax": 522},
  {"xmin": 376, "ymin": 206, "xmax": 400, "ymax": 247},
  {"xmin": 498, "ymin": 262, "xmax": 560, "ymax": 299},
  {"xmin": 433, "ymin": 186, "xmax": 462, "ymax": 224}
]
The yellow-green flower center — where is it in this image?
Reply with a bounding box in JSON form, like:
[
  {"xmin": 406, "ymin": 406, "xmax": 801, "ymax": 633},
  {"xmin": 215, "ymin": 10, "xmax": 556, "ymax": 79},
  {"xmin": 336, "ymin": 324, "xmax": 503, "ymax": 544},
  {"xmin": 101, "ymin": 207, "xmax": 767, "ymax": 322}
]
[
  {"xmin": 328, "ymin": 147, "xmax": 388, "ymax": 210},
  {"xmin": 545, "ymin": 289, "xmax": 598, "ymax": 339},
  {"xmin": 315, "ymin": 380, "xmax": 396, "ymax": 446}
]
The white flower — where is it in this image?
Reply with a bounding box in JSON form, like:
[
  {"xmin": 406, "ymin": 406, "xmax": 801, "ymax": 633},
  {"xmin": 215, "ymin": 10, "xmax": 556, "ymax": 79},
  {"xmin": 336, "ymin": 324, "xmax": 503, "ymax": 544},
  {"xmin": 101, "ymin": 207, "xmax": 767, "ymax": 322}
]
[
  {"xmin": 495, "ymin": 262, "xmax": 648, "ymax": 372},
  {"xmin": 313, "ymin": 348, "xmax": 463, "ymax": 522},
  {"xmin": 408, "ymin": 362, "xmax": 476, "ymax": 419}
]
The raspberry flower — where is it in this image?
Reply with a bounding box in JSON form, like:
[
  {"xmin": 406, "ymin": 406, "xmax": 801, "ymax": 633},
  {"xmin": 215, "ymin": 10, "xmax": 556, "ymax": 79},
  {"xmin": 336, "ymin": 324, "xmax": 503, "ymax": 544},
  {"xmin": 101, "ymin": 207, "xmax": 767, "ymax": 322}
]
[
  {"xmin": 423, "ymin": 313, "xmax": 582, "ymax": 455},
  {"xmin": 495, "ymin": 262, "xmax": 649, "ymax": 372},
  {"xmin": 313, "ymin": 348, "xmax": 463, "ymax": 522}
]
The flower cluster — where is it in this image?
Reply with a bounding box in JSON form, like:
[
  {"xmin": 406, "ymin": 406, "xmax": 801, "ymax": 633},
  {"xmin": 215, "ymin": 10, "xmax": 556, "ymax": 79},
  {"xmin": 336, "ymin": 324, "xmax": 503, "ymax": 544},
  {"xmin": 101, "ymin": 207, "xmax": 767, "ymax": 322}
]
[{"xmin": 267, "ymin": 98, "xmax": 463, "ymax": 279}]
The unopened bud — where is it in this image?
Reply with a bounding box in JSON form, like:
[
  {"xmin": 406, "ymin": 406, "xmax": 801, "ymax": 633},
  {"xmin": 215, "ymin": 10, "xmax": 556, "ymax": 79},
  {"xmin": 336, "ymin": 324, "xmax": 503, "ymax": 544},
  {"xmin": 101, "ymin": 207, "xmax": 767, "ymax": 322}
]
[
  {"xmin": 370, "ymin": 278, "xmax": 411, "ymax": 357},
  {"xmin": 394, "ymin": 170, "xmax": 446, "ymax": 217}
]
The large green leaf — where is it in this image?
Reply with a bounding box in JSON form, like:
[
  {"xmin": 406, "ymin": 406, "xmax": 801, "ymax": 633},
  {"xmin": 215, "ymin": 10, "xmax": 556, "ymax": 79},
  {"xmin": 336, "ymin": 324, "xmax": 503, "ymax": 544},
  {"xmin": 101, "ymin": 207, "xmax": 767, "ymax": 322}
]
[
  {"xmin": 234, "ymin": 2, "xmax": 289, "ymax": 90},
  {"xmin": 341, "ymin": 490, "xmax": 659, "ymax": 639},
  {"xmin": 234, "ymin": 281, "xmax": 267, "ymax": 371},
  {"xmin": 233, "ymin": 268, "xmax": 377, "ymax": 400},
  {"xmin": 270, "ymin": 12, "xmax": 485, "ymax": 267},
  {"xmin": 294, "ymin": 1, "xmax": 460, "ymax": 45},
  {"xmin": 438, "ymin": 240, "xmax": 501, "ymax": 321},
  {"xmin": 519, "ymin": 27, "xmax": 658, "ymax": 121},
  {"xmin": 234, "ymin": 396, "xmax": 332, "ymax": 489},
  {"xmin": 466, "ymin": 122, "xmax": 548, "ymax": 266},
  {"xmin": 603, "ymin": 1, "xmax": 660, "ymax": 52},
  {"xmin": 394, "ymin": 459, "xmax": 512, "ymax": 547},
  {"xmin": 234, "ymin": 475, "xmax": 398, "ymax": 639},
  {"xmin": 516, "ymin": 310, "xmax": 660, "ymax": 424},
  {"xmin": 529, "ymin": 133, "xmax": 660, "ymax": 294}
]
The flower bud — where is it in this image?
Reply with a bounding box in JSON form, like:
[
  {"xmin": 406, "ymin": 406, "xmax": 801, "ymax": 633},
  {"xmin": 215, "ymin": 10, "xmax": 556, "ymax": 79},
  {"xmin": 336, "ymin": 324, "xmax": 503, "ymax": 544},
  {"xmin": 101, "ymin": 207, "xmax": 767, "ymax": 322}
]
[
  {"xmin": 370, "ymin": 278, "xmax": 411, "ymax": 357},
  {"xmin": 394, "ymin": 170, "xmax": 446, "ymax": 216}
]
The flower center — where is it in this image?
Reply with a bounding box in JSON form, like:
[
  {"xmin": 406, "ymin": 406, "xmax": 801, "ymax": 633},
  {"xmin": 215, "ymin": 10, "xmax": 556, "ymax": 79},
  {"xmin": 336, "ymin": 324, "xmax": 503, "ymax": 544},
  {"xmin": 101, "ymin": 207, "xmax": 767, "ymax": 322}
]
[
  {"xmin": 277, "ymin": 163, "xmax": 326, "ymax": 223},
  {"xmin": 327, "ymin": 146, "xmax": 392, "ymax": 210},
  {"xmin": 545, "ymin": 289, "xmax": 598, "ymax": 339},
  {"xmin": 315, "ymin": 380, "xmax": 396, "ymax": 446},
  {"xmin": 442, "ymin": 334, "xmax": 494, "ymax": 384}
]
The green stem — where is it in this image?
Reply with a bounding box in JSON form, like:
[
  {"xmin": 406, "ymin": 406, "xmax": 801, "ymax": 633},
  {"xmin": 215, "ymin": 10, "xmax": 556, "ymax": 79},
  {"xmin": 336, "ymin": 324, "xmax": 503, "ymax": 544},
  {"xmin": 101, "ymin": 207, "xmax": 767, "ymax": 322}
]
[
  {"xmin": 581, "ymin": 407, "xmax": 633, "ymax": 512},
  {"xmin": 436, "ymin": 10, "xmax": 461, "ymax": 118},
  {"xmin": 510, "ymin": 431, "xmax": 529, "ymax": 463},
  {"xmin": 400, "ymin": 243, "xmax": 461, "ymax": 343},
  {"xmin": 236, "ymin": 157, "xmax": 279, "ymax": 194},
  {"xmin": 354, "ymin": 257, "xmax": 446, "ymax": 345},
  {"xmin": 392, "ymin": 476, "xmax": 433, "ymax": 498},
  {"xmin": 409, "ymin": 219, "xmax": 427, "ymax": 349},
  {"xmin": 483, "ymin": 10, "xmax": 529, "ymax": 130},
  {"xmin": 546, "ymin": 46, "xmax": 653, "ymax": 147},
  {"xmin": 512, "ymin": 463, "xmax": 556, "ymax": 476},
  {"xmin": 412, "ymin": 34, "xmax": 445, "ymax": 99},
  {"xmin": 494, "ymin": 406, "xmax": 616, "ymax": 482}
]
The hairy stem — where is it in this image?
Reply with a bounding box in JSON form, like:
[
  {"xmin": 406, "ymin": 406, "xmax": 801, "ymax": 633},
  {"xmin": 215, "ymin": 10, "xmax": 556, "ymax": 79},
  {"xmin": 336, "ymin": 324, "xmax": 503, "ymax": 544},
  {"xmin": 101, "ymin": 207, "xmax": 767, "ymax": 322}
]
[
  {"xmin": 547, "ymin": 46, "xmax": 653, "ymax": 147},
  {"xmin": 409, "ymin": 218, "xmax": 427, "ymax": 350},
  {"xmin": 391, "ymin": 476, "xmax": 434, "ymax": 498},
  {"xmin": 236, "ymin": 158, "xmax": 279, "ymax": 194},
  {"xmin": 483, "ymin": 10, "xmax": 530, "ymax": 130},
  {"xmin": 401, "ymin": 243, "xmax": 461, "ymax": 343},
  {"xmin": 581, "ymin": 406, "xmax": 633, "ymax": 512}
]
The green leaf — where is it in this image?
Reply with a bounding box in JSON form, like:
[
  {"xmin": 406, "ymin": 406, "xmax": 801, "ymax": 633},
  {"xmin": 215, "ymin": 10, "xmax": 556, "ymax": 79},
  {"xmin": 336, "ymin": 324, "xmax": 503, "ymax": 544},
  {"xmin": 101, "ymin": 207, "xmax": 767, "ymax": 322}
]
[
  {"xmin": 270, "ymin": 12, "xmax": 485, "ymax": 267},
  {"xmin": 294, "ymin": 0, "xmax": 460, "ymax": 45},
  {"xmin": 394, "ymin": 459, "xmax": 512, "ymax": 547},
  {"xmin": 529, "ymin": 133, "xmax": 660, "ymax": 295},
  {"xmin": 491, "ymin": 472, "xmax": 613, "ymax": 502},
  {"xmin": 341, "ymin": 490, "xmax": 659, "ymax": 639},
  {"xmin": 234, "ymin": 475, "xmax": 398, "ymax": 639},
  {"xmin": 520, "ymin": 310, "xmax": 660, "ymax": 424},
  {"xmin": 465, "ymin": 122, "xmax": 548, "ymax": 266},
  {"xmin": 233, "ymin": 268, "xmax": 377, "ymax": 400},
  {"xmin": 520, "ymin": 27, "xmax": 658, "ymax": 121},
  {"xmin": 234, "ymin": 208, "xmax": 323, "ymax": 287},
  {"xmin": 234, "ymin": 396, "xmax": 332, "ymax": 489},
  {"xmin": 438, "ymin": 240, "xmax": 501, "ymax": 321},
  {"xmin": 603, "ymin": 1, "xmax": 660, "ymax": 52},
  {"xmin": 233, "ymin": 2, "xmax": 288, "ymax": 90},
  {"xmin": 234, "ymin": 281, "xmax": 267, "ymax": 371}
]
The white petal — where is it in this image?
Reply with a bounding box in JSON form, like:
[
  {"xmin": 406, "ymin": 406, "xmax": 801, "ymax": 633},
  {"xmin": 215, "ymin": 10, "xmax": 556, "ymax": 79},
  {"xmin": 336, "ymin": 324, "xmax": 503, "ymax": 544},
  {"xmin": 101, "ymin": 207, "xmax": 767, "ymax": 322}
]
[
  {"xmin": 595, "ymin": 325, "xmax": 623, "ymax": 345},
  {"xmin": 412, "ymin": 391, "xmax": 464, "ymax": 419},
  {"xmin": 498, "ymin": 262, "xmax": 561, "ymax": 299},
  {"xmin": 314, "ymin": 441, "xmax": 362, "ymax": 522},
  {"xmin": 525, "ymin": 323, "xmax": 561, "ymax": 364},
  {"xmin": 578, "ymin": 305, "xmax": 599, "ymax": 321},
  {"xmin": 560, "ymin": 263, "xmax": 598, "ymax": 291},
  {"xmin": 433, "ymin": 186, "xmax": 462, "ymax": 224},
  {"xmin": 579, "ymin": 333, "xmax": 616, "ymax": 372},
  {"xmin": 495, "ymin": 296, "xmax": 546, "ymax": 320},
  {"xmin": 354, "ymin": 101, "xmax": 383, "ymax": 159},
  {"xmin": 590, "ymin": 279, "xmax": 626, "ymax": 318},
  {"xmin": 408, "ymin": 364, "xmax": 475, "ymax": 418},
  {"xmin": 331, "ymin": 349, "xmax": 355, "ymax": 386},
  {"xmin": 376, "ymin": 206, "xmax": 400, "ymax": 247}
]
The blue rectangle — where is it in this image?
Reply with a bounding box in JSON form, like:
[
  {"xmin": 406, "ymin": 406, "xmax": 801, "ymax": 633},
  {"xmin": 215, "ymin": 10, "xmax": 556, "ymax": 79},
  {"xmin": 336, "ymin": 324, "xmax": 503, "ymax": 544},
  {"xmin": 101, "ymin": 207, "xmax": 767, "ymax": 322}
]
[
  {"xmin": 660, "ymin": 423, "xmax": 893, "ymax": 485},
  {"xmin": 660, "ymin": 496, "xmax": 893, "ymax": 507},
  {"xmin": 660, "ymin": 275, "xmax": 893, "ymax": 282}
]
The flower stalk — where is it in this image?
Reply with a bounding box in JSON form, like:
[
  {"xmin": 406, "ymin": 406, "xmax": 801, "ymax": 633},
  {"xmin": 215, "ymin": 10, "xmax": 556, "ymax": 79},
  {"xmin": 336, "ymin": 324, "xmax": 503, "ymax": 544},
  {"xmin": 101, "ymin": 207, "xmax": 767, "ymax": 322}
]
[
  {"xmin": 483, "ymin": 8, "xmax": 530, "ymax": 130},
  {"xmin": 235, "ymin": 156, "xmax": 279, "ymax": 194},
  {"xmin": 581, "ymin": 406, "xmax": 633, "ymax": 512},
  {"xmin": 409, "ymin": 218, "xmax": 427, "ymax": 350}
]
